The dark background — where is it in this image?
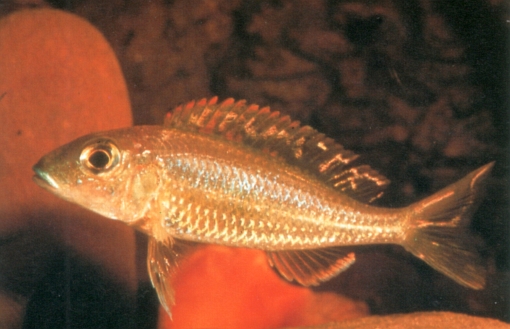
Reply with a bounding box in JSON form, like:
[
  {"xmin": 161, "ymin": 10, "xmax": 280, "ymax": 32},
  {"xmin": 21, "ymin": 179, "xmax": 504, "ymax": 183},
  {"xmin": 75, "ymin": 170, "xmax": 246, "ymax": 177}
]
[{"xmin": 1, "ymin": 0, "xmax": 508, "ymax": 328}]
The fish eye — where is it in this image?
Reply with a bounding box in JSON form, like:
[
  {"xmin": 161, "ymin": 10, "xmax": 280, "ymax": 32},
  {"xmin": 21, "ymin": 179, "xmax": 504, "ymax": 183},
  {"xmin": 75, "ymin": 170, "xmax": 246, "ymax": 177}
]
[{"xmin": 80, "ymin": 140, "xmax": 120, "ymax": 175}]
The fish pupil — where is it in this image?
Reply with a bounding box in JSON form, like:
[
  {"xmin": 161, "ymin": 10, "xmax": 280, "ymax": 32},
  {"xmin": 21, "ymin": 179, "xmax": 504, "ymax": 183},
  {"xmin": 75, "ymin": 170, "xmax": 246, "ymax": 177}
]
[{"xmin": 88, "ymin": 150, "xmax": 110, "ymax": 169}]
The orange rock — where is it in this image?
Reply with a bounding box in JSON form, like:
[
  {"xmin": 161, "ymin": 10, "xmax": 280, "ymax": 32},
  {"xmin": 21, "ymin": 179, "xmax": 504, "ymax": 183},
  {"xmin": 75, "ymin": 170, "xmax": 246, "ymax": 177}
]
[
  {"xmin": 158, "ymin": 246, "xmax": 368, "ymax": 329},
  {"xmin": 0, "ymin": 8, "xmax": 136, "ymax": 289}
]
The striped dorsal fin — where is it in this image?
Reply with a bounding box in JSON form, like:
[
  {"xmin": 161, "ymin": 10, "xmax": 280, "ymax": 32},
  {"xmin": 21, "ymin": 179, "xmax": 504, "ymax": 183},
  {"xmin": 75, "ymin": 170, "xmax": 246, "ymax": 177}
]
[{"xmin": 164, "ymin": 97, "xmax": 389, "ymax": 203}]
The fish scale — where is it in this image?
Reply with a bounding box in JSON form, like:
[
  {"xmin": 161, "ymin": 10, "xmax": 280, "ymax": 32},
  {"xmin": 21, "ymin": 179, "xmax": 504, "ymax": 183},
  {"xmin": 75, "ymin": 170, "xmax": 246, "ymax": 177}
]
[{"xmin": 142, "ymin": 130, "xmax": 405, "ymax": 250}]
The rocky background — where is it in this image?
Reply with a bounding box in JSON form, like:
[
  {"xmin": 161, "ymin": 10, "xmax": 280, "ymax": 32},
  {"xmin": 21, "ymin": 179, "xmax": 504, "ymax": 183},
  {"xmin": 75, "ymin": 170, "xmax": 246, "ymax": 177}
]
[{"xmin": 1, "ymin": 0, "xmax": 508, "ymax": 327}]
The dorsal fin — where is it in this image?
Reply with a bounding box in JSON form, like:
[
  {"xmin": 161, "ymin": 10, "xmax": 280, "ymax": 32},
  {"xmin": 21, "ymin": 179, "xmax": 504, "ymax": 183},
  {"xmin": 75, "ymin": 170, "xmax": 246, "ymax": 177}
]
[{"xmin": 165, "ymin": 97, "xmax": 389, "ymax": 202}]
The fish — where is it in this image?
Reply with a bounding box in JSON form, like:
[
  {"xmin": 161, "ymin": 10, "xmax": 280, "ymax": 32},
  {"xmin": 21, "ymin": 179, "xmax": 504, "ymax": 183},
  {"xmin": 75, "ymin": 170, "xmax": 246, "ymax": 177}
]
[{"xmin": 32, "ymin": 97, "xmax": 493, "ymax": 316}]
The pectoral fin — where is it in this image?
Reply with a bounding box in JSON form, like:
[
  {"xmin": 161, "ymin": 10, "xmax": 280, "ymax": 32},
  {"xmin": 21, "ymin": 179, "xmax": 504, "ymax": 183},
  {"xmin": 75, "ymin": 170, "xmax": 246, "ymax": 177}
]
[
  {"xmin": 147, "ymin": 237, "xmax": 199, "ymax": 317},
  {"xmin": 266, "ymin": 248, "xmax": 356, "ymax": 286}
]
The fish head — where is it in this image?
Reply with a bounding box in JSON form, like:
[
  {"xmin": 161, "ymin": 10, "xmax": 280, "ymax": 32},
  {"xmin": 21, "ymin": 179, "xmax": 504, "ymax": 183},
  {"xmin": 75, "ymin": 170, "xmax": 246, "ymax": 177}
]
[{"xmin": 33, "ymin": 127, "xmax": 163, "ymax": 223}]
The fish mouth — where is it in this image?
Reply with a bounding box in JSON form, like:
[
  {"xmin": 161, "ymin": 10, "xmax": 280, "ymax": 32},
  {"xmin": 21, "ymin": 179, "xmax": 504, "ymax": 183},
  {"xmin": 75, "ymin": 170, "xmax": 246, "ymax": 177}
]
[{"xmin": 32, "ymin": 166, "xmax": 59, "ymax": 191}]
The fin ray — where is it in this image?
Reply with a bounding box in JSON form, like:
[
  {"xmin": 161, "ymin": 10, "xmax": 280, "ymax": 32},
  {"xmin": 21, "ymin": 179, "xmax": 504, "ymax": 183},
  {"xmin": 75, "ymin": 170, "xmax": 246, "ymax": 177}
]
[
  {"xmin": 267, "ymin": 248, "xmax": 356, "ymax": 286},
  {"xmin": 403, "ymin": 162, "xmax": 494, "ymax": 289},
  {"xmin": 147, "ymin": 237, "xmax": 199, "ymax": 317}
]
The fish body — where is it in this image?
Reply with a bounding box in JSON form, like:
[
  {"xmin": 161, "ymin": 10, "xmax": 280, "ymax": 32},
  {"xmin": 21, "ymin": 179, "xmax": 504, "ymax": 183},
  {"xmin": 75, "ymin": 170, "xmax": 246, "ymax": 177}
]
[
  {"xmin": 110, "ymin": 126, "xmax": 402, "ymax": 250},
  {"xmin": 33, "ymin": 97, "xmax": 493, "ymax": 316}
]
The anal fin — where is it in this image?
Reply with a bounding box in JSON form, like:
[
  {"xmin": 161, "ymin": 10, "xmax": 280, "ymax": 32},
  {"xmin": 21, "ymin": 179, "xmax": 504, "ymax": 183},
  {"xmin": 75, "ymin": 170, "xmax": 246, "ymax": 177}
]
[
  {"xmin": 266, "ymin": 247, "xmax": 356, "ymax": 286},
  {"xmin": 147, "ymin": 237, "xmax": 199, "ymax": 317}
]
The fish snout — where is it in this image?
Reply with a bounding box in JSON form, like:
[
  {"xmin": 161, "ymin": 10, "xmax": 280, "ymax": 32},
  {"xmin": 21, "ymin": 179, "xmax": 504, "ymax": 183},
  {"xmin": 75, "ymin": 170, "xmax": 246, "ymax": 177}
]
[{"xmin": 32, "ymin": 158, "xmax": 60, "ymax": 190}]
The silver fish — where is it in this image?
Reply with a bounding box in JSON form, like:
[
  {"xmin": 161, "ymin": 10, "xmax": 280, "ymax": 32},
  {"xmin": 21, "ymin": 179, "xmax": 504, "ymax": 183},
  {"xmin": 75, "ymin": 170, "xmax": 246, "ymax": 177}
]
[{"xmin": 33, "ymin": 97, "xmax": 492, "ymax": 316}]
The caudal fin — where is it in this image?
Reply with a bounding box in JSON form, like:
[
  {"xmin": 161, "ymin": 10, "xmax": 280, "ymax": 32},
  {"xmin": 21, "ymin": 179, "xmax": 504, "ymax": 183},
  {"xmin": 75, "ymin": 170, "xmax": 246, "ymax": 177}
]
[{"xmin": 403, "ymin": 162, "xmax": 494, "ymax": 289}]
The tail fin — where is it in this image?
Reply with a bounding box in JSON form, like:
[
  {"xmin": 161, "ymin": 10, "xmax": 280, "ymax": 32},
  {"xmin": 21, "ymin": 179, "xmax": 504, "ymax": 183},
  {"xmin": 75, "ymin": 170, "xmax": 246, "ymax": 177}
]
[{"xmin": 403, "ymin": 162, "xmax": 494, "ymax": 289}]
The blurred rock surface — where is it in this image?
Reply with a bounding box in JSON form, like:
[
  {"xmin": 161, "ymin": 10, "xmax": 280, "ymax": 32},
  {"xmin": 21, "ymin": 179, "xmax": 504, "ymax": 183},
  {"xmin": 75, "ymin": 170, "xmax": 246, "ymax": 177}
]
[
  {"xmin": 287, "ymin": 311, "xmax": 510, "ymax": 329},
  {"xmin": 0, "ymin": 7, "xmax": 137, "ymax": 328}
]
